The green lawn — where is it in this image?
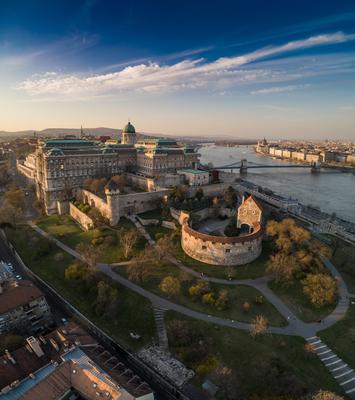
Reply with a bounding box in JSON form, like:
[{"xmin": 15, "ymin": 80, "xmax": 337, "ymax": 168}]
[
  {"xmin": 165, "ymin": 312, "xmax": 340, "ymax": 399},
  {"xmin": 5, "ymin": 225, "xmax": 156, "ymax": 351},
  {"xmin": 330, "ymin": 240, "xmax": 355, "ymax": 294},
  {"xmin": 269, "ymin": 280, "xmax": 336, "ymax": 323},
  {"xmin": 171, "ymin": 235, "xmax": 269, "ymax": 280},
  {"xmin": 319, "ymin": 305, "xmax": 355, "ymax": 371},
  {"xmin": 144, "ymin": 225, "xmax": 174, "ymax": 241},
  {"xmin": 36, "ymin": 215, "xmax": 146, "ymax": 263},
  {"xmin": 115, "ymin": 262, "xmax": 286, "ymax": 326}
]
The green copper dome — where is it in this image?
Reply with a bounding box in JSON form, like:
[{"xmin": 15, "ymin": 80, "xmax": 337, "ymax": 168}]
[{"xmin": 123, "ymin": 121, "xmax": 136, "ymax": 134}]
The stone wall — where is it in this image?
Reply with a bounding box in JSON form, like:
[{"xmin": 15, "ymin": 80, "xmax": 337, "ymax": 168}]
[
  {"xmin": 80, "ymin": 187, "xmax": 171, "ymax": 226},
  {"xmin": 181, "ymin": 222, "xmax": 263, "ymax": 266},
  {"xmin": 69, "ymin": 202, "xmax": 94, "ymax": 231},
  {"xmin": 162, "ymin": 220, "xmax": 177, "ymax": 230}
]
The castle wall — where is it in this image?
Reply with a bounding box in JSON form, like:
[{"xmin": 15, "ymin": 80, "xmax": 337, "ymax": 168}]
[
  {"xmin": 69, "ymin": 202, "xmax": 94, "ymax": 231},
  {"xmin": 80, "ymin": 189, "xmax": 111, "ymax": 220},
  {"xmin": 80, "ymin": 187, "xmax": 171, "ymax": 226},
  {"xmin": 181, "ymin": 222, "xmax": 263, "ymax": 266}
]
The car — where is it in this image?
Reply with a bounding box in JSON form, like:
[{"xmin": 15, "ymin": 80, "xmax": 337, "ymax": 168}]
[
  {"xmin": 15, "ymin": 274, "xmax": 22, "ymax": 280},
  {"xmin": 61, "ymin": 318, "xmax": 68, "ymax": 325}
]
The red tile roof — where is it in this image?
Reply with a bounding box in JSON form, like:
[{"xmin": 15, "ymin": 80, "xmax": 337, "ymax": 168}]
[{"xmin": 0, "ymin": 280, "xmax": 44, "ymax": 315}]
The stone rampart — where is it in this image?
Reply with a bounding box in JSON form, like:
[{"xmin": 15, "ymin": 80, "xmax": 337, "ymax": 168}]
[
  {"xmin": 69, "ymin": 202, "xmax": 94, "ymax": 231},
  {"xmin": 181, "ymin": 221, "xmax": 263, "ymax": 266}
]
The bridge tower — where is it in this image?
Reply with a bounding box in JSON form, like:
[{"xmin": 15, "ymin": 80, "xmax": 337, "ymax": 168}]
[{"xmin": 240, "ymin": 159, "xmax": 248, "ymax": 174}]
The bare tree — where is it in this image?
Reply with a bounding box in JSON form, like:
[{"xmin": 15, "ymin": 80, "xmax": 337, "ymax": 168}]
[
  {"xmin": 76, "ymin": 242, "xmax": 103, "ymax": 268},
  {"xmin": 154, "ymin": 234, "xmax": 174, "ymax": 263},
  {"xmin": 118, "ymin": 229, "xmax": 139, "ymax": 259},
  {"xmin": 127, "ymin": 251, "xmax": 153, "ymax": 282},
  {"xmin": 250, "ymin": 315, "xmax": 269, "ymax": 338}
]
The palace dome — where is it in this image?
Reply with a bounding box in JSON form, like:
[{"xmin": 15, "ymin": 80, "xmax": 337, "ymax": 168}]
[{"xmin": 123, "ymin": 121, "xmax": 136, "ymax": 134}]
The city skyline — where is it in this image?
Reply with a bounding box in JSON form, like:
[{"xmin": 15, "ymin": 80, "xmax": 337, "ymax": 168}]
[{"xmin": 1, "ymin": 1, "xmax": 355, "ymax": 139}]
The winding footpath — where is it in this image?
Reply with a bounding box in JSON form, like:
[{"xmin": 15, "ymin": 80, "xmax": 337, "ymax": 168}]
[{"xmin": 27, "ymin": 220, "xmax": 355, "ymax": 398}]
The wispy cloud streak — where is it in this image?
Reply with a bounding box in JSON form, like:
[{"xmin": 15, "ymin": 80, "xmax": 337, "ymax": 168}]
[
  {"xmin": 16, "ymin": 32, "xmax": 355, "ymax": 97},
  {"xmin": 251, "ymin": 84, "xmax": 310, "ymax": 95}
]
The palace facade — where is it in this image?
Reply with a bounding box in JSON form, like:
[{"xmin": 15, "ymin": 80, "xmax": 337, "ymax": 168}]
[{"xmin": 20, "ymin": 122, "xmax": 200, "ymax": 214}]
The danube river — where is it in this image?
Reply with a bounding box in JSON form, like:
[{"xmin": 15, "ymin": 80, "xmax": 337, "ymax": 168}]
[{"xmin": 199, "ymin": 144, "xmax": 355, "ymax": 224}]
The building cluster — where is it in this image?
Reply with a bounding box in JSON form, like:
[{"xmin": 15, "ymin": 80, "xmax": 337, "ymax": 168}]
[
  {"xmin": 0, "ymin": 321, "xmax": 154, "ymax": 399},
  {"xmin": 0, "ymin": 262, "xmax": 51, "ymax": 335},
  {"xmin": 17, "ymin": 121, "xmax": 205, "ymax": 215},
  {"xmin": 256, "ymin": 138, "xmax": 355, "ymax": 164}
]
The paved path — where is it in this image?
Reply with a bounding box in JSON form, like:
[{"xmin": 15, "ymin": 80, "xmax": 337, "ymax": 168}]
[
  {"xmin": 306, "ymin": 336, "xmax": 355, "ymax": 399},
  {"xmin": 27, "ymin": 220, "xmax": 350, "ymax": 338}
]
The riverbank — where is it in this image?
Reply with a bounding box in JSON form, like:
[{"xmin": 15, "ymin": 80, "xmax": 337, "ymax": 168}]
[{"xmin": 199, "ymin": 145, "xmax": 355, "ymax": 224}]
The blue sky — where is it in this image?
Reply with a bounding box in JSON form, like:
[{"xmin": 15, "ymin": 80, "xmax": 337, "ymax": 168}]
[{"xmin": 1, "ymin": 0, "xmax": 355, "ymax": 139}]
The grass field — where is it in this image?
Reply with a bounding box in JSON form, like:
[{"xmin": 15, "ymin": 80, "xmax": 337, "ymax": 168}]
[
  {"xmin": 5, "ymin": 225, "xmax": 156, "ymax": 351},
  {"xmin": 319, "ymin": 305, "xmax": 355, "ymax": 371},
  {"xmin": 115, "ymin": 262, "xmax": 286, "ymax": 326},
  {"xmin": 36, "ymin": 215, "xmax": 146, "ymax": 263},
  {"xmin": 268, "ymin": 280, "xmax": 336, "ymax": 323},
  {"xmin": 165, "ymin": 311, "xmax": 340, "ymax": 398}
]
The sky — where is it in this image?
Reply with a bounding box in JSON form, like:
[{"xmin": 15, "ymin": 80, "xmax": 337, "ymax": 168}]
[{"xmin": 1, "ymin": 0, "xmax": 355, "ymax": 139}]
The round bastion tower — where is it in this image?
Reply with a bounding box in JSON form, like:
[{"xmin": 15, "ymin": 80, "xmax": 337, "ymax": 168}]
[{"xmin": 121, "ymin": 121, "xmax": 137, "ymax": 145}]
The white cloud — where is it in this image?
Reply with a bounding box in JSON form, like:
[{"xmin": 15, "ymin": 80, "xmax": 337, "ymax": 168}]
[
  {"xmin": 251, "ymin": 84, "xmax": 310, "ymax": 95},
  {"xmin": 338, "ymin": 105, "xmax": 355, "ymax": 111},
  {"xmin": 16, "ymin": 32, "xmax": 355, "ymax": 97}
]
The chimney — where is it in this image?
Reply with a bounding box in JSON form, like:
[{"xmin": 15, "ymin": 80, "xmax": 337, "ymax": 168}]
[{"xmin": 26, "ymin": 336, "xmax": 44, "ymax": 358}]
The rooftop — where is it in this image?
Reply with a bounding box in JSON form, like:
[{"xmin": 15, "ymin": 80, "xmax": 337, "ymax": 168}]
[
  {"xmin": 178, "ymin": 169, "xmax": 208, "ymax": 174},
  {"xmin": 0, "ymin": 280, "xmax": 44, "ymax": 315}
]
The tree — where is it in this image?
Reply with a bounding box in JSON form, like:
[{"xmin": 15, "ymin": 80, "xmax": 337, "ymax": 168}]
[
  {"xmin": 87, "ymin": 207, "xmax": 105, "ymax": 227},
  {"xmin": 95, "ymin": 280, "xmax": 120, "ymax": 317},
  {"xmin": 202, "ymin": 292, "xmax": 216, "ymax": 305},
  {"xmin": 312, "ymin": 391, "xmax": 344, "ymax": 400},
  {"xmin": 250, "ymin": 315, "xmax": 269, "ymax": 337},
  {"xmin": 224, "ymin": 186, "xmax": 237, "ymax": 208},
  {"xmin": 266, "ymin": 253, "xmax": 300, "ymax": 285},
  {"xmin": 4, "ymin": 188, "xmax": 25, "ymax": 213},
  {"xmin": 210, "ymin": 365, "xmax": 243, "ymax": 400},
  {"xmin": 215, "ymin": 290, "xmax": 229, "ymax": 310},
  {"xmin": 302, "ymin": 273, "xmax": 338, "ymax": 307},
  {"xmin": 65, "ymin": 262, "xmax": 88, "ymax": 281},
  {"xmin": 75, "ymin": 242, "xmax": 103, "ymax": 268},
  {"xmin": 195, "ymin": 187, "xmax": 204, "ymax": 201},
  {"xmin": 159, "ymin": 276, "xmax": 181, "ymax": 297},
  {"xmin": 154, "ymin": 234, "xmax": 174, "ymax": 262},
  {"xmin": 242, "ymin": 301, "xmax": 251, "ymax": 313},
  {"xmin": 0, "ymin": 204, "xmax": 17, "ymax": 226},
  {"xmin": 188, "ymin": 280, "xmax": 211, "ymax": 299},
  {"xmin": 127, "ymin": 251, "xmax": 153, "ymax": 282},
  {"xmin": 118, "ymin": 228, "xmax": 139, "ymax": 259}
]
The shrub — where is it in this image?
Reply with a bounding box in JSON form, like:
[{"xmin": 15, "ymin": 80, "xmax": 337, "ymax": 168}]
[
  {"xmin": 254, "ymin": 295, "xmax": 265, "ymax": 305},
  {"xmin": 242, "ymin": 301, "xmax": 251, "ymax": 313},
  {"xmin": 91, "ymin": 237, "xmax": 104, "ymax": 246},
  {"xmin": 202, "ymin": 292, "xmax": 216, "ymax": 305}
]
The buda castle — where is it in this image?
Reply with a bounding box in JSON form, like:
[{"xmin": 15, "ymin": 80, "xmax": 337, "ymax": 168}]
[{"xmin": 19, "ymin": 122, "xmax": 200, "ymax": 214}]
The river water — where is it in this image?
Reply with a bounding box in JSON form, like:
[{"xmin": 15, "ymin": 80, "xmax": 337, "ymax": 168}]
[{"xmin": 199, "ymin": 144, "xmax": 355, "ymax": 224}]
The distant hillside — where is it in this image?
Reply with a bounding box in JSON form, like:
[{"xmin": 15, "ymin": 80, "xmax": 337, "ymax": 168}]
[{"xmin": 0, "ymin": 127, "xmax": 258, "ymax": 144}]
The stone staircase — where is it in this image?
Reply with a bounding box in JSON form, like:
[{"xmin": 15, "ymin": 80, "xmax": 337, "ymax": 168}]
[
  {"xmin": 306, "ymin": 336, "xmax": 355, "ymax": 399},
  {"xmin": 153, "ymin": 306, "xmax": 169, "ymax": 351}
]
